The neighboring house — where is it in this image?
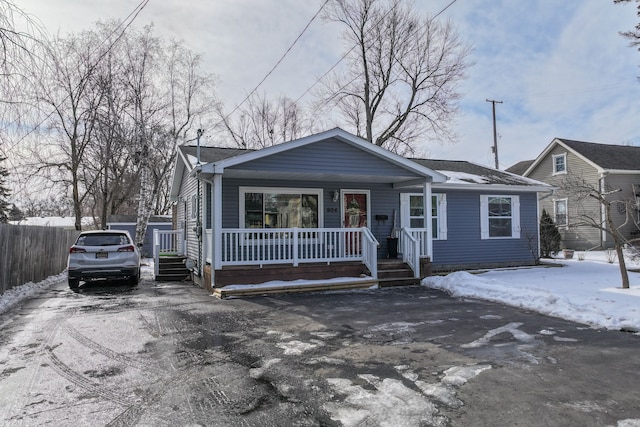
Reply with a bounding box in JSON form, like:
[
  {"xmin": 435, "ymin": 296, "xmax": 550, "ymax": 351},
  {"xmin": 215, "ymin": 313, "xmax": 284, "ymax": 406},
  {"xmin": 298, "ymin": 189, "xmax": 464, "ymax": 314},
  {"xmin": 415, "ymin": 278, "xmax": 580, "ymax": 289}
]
[
  {"xmin": 106, "ymin": 215, "xmax": 173, "ymax": 257},
  {"xmin": 513, "ymin": 138, "xmax": 640, "ymax": 250},
  {"xmin": 167, "ymin": 128, "xmax": 550, "ymax": 291}
]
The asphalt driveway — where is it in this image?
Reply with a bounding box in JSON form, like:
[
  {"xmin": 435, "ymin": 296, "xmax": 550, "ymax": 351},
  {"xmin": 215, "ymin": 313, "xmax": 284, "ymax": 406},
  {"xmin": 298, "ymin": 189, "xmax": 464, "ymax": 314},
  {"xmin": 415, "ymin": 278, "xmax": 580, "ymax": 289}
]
[{"xmin": 1, "ymin": 277, "xmax": 639, "ymax": 426}]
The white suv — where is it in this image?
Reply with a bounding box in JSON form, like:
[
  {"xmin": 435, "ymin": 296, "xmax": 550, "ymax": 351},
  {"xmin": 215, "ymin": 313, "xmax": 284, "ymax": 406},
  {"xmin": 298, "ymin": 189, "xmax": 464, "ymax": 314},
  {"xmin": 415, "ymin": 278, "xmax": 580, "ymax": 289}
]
[{"xmin": 67, "ymin": 230, "xmax": 141, "ymax": 289}]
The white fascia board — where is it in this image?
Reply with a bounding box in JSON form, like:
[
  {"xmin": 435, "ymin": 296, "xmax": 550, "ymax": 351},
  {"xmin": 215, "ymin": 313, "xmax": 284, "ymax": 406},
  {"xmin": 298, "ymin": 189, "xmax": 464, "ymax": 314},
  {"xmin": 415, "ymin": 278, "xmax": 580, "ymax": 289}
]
[
  {"xmin": 170, "ymin": 147, "xmax": 191, "ymax": 200},
  {"xmin": 524, "ymin": 138, "xmax": 604, "ymax": 176},
  {"xmin": 601, "ymin": 169, "xmax": 640, "ymax": 175},
  {"xmin": 523, "ymin": 138, "xmax": 561, "ymax": 176},
  {"xmin": 432, "ymin": 183, "xmax": 553, "ymax": 193}
]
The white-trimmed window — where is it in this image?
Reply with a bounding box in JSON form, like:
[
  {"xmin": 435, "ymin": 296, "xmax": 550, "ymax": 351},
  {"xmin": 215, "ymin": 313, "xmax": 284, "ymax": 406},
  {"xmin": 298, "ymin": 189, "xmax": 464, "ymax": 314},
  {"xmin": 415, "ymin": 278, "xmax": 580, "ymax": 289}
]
[
  {"xmin": 552, "ymin": 153, "xmax": 567, "ymax": 175},
  {"xmin": 480, "ymin": 195, "xmax": 520, "ymax": 239},
  {"xmin": 554, "ymin": 199, "xmax": 568, "ymax": 226},
  {"xmin": 240, "ymin": 187, "xmax": 322, "ymax": 229},
  {"xmin": 190, "ymin": 194, "xmax": 197, "ymax": 219},
  {"xmin": 401, "ymin": 193, "xmax": 447, "ymax": 240}
]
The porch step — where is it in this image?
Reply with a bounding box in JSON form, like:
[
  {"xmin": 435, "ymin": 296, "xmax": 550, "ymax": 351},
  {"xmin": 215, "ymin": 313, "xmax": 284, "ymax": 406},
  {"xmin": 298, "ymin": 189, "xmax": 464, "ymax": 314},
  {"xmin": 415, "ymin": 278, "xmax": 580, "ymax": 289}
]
[
  {"xmin": 155, "ymin": 256, "xmax": 192, "ymax": 282},
  {"xmin": 213, "ymin": 278, "xmax": 378, "ymax": 299},
  {"xmin": 376, "ymin": 259, "xmax": 420, "ymax": 288}
]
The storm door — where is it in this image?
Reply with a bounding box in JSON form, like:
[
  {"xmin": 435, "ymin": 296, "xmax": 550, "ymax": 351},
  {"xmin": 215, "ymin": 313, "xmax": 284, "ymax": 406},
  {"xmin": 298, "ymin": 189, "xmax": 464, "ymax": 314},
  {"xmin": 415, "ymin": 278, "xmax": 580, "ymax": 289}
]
[{"xmin": 341, "ymin": 190, "xmax": 370, "ymax": 255}]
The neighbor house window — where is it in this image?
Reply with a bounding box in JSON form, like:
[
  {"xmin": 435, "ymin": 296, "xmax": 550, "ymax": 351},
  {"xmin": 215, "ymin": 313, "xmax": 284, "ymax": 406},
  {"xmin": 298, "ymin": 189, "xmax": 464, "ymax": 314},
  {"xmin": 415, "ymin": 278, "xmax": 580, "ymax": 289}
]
[
  {"xmin": 480, "ymin": 195, "xmax": 520, "ymax": 239},
  {"xmin": 240, "ymin": 187, "xmax": 321, "ymax": 229},
  {"xmin": 553, "ymin": 153, "xmax": 567, "ymax": 175},
  {"xmin": 404, "ymin": 194, "xmax": 447, "ymax": 240},
  {"xmin": 554, "ymin": 199, "xmax": 568, "ymax": 226}
]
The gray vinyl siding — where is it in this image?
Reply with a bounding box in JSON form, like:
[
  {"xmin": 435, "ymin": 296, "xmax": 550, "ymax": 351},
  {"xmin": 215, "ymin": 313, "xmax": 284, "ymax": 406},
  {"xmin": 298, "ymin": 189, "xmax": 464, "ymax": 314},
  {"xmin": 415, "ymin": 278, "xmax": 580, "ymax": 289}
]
[
  {"xmin": 603, "ymin": 173, "xmax": 640, "ymax": 245},
  {"xmin": 527, "ymin": 144, "xmax": 602, "ymax": 250},
  {"xmin": 432, "ymin": 190, "xmax": 539, "ymax": 270},
  {"xmin": 177, "ymin": 167, "xmax": 201, "ymax": 263},
  {"xmin": 226, "ymin": 138, "xmax": 421, "ymax": 178}
]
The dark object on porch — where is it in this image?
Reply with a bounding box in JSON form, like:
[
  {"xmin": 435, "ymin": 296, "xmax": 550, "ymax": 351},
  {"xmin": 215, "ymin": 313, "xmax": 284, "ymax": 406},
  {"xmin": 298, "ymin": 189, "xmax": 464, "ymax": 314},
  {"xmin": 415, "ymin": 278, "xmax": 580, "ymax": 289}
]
[
  {"xmin": 387, "ymin": 237, "xmax": 398, "ymax": 258},
  {"xmin": 155, "ymin": 256, "xmax": 192, "ymax": 282}
]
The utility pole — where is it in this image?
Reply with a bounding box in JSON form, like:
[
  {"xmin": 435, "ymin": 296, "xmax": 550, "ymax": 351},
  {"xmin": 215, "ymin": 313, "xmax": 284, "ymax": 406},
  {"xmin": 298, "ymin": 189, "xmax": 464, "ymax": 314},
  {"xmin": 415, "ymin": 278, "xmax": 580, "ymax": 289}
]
[{"xmin": 486, "ymin": 99, "xmax": 503, "ymax": 169}]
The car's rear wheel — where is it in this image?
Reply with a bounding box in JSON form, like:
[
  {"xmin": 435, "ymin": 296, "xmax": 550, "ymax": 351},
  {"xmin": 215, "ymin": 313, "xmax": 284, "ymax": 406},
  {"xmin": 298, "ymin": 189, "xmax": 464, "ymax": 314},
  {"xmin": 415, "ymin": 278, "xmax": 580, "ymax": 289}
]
[
  {"xmin": 129, "ymin": 272, "xmax": 139, "ymax": 287},
  {"xmin": 68, "ymin": 278, "xmax": 80, "ymax": 290}
]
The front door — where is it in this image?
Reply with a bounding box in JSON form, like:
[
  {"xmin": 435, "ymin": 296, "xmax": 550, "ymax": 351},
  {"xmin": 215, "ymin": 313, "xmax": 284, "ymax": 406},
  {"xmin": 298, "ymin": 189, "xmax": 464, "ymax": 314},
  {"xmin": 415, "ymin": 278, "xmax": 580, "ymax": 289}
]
[
  {"xmin": 342, "ymin": 190, "xmax": 370, "ymax": 255},
  {"xmin": 342, "ymin": 190, "xmax": 369, "ymax": 228}
]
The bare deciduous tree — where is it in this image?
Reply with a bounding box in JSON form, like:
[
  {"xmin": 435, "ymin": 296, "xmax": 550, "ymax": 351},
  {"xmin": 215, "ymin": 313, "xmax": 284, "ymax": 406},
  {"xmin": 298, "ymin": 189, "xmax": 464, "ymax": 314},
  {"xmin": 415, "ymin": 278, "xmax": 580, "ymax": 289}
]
[
  {"xmin": 319, "ymin": 0, "xmax": 472, "ymax": 153},
  {"xmin": 561, "ymin": 176, "xmax": 637, "ymax": 289},
  {"xmin": 615, "ymin": 0, "xmax": 640, "ymax": 50},
  {"xmin": 216, "ymin": 93, "xmax": 310, "ymax": 149},
  {"xmin": 26, "ymin": 29, "xmax": 105, "ymax": 230}
]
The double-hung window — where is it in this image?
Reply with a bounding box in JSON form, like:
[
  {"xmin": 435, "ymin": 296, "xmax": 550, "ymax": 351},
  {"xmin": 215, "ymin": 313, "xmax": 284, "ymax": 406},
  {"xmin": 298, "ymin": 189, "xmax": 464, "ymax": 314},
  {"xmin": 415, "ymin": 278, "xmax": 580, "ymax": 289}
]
[
  {"xmin": 402, "ymin": 194, "xmax": 447, "ymax": 239},
  {"xmin": 554, "ymin": 199, "xmax": 568, "ymax": 226},
  {"xmin": 480, "ymin": 195, "xmax": 520, "ymax": 239},
  {"xmin": 240, "ymin": 187, "xmax": 321, "ymax": 229},
  {"xmin": 553, "ymin": 153, "xmax": 567, "ymax": 175}
]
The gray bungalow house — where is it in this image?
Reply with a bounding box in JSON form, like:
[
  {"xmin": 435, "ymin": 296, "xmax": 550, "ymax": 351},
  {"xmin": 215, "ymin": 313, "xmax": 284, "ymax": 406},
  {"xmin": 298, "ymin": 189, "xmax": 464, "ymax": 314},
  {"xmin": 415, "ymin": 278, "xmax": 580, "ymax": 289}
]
[
  {"xmin": 514, "ymin": 138, "xmax": 640, "ymax": 250},
  {"xmin": 164, "ymin": 128, "xmax": 550, "ymax": 293}
]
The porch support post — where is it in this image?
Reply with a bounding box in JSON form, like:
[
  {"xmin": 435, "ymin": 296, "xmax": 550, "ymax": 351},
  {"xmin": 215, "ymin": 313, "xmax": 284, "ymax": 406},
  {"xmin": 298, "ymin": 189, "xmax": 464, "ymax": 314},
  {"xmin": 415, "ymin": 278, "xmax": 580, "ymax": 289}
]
[
  {"xmin": 423, "ymin": 180, "xmax": 433, "ymax": 261},
  {"xmin": 212, "ymin": 174, "xmax": 223, "ymax": 279}
]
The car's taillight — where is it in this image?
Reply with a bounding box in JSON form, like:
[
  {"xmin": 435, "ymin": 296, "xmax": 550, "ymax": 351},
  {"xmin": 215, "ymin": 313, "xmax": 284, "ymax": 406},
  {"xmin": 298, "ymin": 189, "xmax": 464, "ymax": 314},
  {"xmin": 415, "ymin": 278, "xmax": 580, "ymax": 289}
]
[
  {"xmin": 69, "ymin": 247, "xmax": 86, "ymax": 253},
  {"xmin": 118, "ymin": 245, "xmax": 135, "ymax": 252}
]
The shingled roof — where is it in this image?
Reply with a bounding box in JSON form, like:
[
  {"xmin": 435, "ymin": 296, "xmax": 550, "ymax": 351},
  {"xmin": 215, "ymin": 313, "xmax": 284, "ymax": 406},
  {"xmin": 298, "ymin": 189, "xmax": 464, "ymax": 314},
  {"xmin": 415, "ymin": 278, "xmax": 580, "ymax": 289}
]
[
  {"xmin": 558, "ymin": 139, "xmax": 640, "ymax": 171},
  {"xmin": 410, "ymin": 159, "xmax": 545, "ymax": 187},
  {"xmin": 178, "ymin": 145, "xmax": 547, "ymax": 188},
  {"xmin": 506, "ymin": 160, "xmax": 535, "ymax": 176}
]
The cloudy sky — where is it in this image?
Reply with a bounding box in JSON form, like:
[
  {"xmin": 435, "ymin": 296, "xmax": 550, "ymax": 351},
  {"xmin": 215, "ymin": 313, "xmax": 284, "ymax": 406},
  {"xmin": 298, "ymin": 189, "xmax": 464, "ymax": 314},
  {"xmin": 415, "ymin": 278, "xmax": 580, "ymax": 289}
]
[{"xmin": 19, "ymin": 0, "xmax": 640, "ymax": 169}]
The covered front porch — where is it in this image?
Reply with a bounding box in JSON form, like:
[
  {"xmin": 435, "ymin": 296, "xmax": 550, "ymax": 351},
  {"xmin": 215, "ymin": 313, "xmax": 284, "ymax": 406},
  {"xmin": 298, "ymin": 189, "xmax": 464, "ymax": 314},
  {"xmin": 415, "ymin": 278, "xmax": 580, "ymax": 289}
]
[{"xmin": 153, "ymin": 227, "xmax": 431, "ymax": 293}]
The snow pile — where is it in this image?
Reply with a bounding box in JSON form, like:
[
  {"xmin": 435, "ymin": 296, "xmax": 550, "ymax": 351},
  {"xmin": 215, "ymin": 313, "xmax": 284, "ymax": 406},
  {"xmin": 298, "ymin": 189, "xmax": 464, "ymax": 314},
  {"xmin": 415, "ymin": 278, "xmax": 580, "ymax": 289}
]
[{"xmin": 0, "ymin": 272, "xmax": 67, "ymax": 315}]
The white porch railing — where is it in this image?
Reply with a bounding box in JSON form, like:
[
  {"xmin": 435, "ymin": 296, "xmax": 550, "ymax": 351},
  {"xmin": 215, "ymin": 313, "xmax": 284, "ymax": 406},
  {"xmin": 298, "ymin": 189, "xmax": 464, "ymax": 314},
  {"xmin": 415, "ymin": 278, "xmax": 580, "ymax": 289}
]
[
  {"xmin": 209, "ymin": 227, "xmax": 379, "ymax": 278},
  {"xmin": 153, "ymin": 229, "xmax": 185, "ymax": 276},
  {"xmin": 403, "ymin": 228, "xmax": 429, "ymax": 257},
  {"xmin": 400, "ymin": 228, "xmax": 421, "ymax": 279}
]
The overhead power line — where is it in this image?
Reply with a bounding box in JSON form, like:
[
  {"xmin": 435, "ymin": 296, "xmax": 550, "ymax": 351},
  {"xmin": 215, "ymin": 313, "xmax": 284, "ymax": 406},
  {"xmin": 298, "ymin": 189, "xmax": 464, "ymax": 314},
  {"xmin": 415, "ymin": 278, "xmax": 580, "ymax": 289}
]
[{"xmin": 215, "ymin": 0, "xmax": 330, "ymax": 130}]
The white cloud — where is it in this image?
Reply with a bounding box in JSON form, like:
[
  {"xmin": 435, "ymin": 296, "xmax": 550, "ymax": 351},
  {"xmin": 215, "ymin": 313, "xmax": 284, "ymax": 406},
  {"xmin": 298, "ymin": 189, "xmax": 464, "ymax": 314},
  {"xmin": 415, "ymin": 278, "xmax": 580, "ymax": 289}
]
[{"xmin": 18, "ymin": 0, "xmax": 640, "ymax": 169}]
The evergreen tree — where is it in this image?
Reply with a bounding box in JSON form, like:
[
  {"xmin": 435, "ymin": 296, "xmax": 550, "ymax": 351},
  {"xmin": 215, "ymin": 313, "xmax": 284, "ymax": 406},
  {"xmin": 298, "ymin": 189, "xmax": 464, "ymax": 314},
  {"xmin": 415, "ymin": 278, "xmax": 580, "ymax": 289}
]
[
  {"xmin": 8, "ymin": 204, "xmax": 24, "ymax": 221},
  {"xmin": 0, "ymin": 157, "xmax": 10, "ymax": 223},
  {"xmin": 540, "ymin": 209, "xmax": 561, "ymax": 258}
]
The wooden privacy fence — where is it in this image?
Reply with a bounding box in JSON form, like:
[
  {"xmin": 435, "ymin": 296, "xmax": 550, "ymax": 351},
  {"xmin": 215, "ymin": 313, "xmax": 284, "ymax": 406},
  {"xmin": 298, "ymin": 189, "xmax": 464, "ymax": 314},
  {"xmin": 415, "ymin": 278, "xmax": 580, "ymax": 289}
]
[{"xmin": 0, "ymin": 224, "xmax": 79, "ymax": 295}]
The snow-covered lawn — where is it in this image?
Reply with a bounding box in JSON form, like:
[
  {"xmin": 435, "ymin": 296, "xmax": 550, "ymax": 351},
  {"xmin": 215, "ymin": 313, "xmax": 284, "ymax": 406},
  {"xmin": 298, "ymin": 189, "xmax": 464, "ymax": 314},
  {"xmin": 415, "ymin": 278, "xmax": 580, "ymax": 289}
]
[
  {"xmin": 423, "ymin": 251, "xmax": 640, "ymax": 332},
  {"xmin": 3, "ymin": 253, "xmax": 640, "ymax": 333}
]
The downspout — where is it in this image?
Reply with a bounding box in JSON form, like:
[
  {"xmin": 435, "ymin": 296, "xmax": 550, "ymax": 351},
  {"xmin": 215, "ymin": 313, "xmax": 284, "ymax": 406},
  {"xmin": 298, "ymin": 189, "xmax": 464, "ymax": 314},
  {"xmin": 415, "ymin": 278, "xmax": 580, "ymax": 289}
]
[
  {"xmin": 423, "ymin": 180, "xmax": 433, "ymax": 261},
  {"xmin": 600, "ymin": 173, "xmax": 607, "ymax": 247}
]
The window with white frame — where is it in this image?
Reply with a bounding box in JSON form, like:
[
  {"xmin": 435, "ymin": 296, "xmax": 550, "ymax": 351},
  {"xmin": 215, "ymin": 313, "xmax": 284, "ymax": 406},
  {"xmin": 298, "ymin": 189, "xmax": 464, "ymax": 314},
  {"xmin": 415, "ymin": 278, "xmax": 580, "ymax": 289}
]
[
  {"xmin": 190, "ymin": 194, "xmax": 197, "ymax": 219},
  {"xmin": 240, "ymin": 187, "xmax": 321, "ymax": 228},
  {"xmin": 480, "ymin": 195, "xmax": 520, "ymax": 239},
  {"xmin": 554, "ymin": 199, "xmax": 568, "ymax": 226},
  {"xmin": 552, "ymin": 153, "xmax": 567, "ymax": 175},
  {"xmin": 402, "ymin": 194, "xmax": 447, "ymax": 239}
]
